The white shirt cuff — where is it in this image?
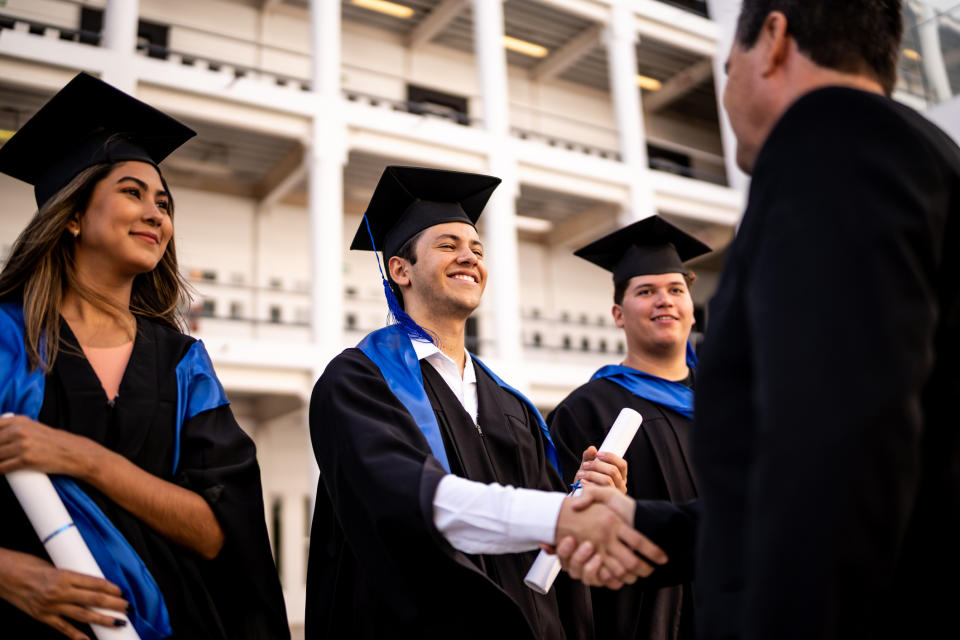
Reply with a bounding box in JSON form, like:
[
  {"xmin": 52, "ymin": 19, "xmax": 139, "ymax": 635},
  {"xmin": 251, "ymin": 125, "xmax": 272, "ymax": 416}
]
[{"xmin": 433, "ymin": 474, "xmax": 566, "ymax": 555}]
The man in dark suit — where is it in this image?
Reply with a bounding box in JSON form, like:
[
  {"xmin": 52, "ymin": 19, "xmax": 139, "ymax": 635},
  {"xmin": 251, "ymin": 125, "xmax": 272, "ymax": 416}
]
[{"xmin": 557, "ymin": 1, "xmax": 960, "ymax": 638}]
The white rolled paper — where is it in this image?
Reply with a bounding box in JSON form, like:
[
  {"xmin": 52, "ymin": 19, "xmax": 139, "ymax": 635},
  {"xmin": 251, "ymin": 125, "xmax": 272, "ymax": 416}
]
[
  {"xmin": 2, "ymin": 414, "xmax": 140, "ymax": 639},
  {"xmin": 524, "ymin": 407, "xmax": 643, "ymax": 594}
]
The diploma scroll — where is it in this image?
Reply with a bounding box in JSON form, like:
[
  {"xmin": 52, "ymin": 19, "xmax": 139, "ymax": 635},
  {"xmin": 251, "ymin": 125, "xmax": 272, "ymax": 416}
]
[
  {"xmin": 2, "ymin": 414, "xmax": 140, "ymax": 639},
  {"xmin": 523, "ymin": 407, "xmax": 643, "ymax": 594}
]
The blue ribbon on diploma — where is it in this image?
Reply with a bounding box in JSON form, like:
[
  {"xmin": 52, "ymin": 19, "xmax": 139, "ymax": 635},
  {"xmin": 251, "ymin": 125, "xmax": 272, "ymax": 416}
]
[{"xmin": 590, "ymin": 342, "xmax": 698, "ymax": 418}]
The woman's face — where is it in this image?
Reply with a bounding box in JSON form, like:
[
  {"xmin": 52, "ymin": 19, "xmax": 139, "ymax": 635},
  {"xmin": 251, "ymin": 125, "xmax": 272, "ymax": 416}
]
[{"xmin": 70, "ymin": 161, "xmax": 173, "ymax": 279}]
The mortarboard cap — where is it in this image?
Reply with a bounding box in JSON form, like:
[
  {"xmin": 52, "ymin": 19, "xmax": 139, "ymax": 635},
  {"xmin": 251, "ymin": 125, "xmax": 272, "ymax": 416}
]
[
  {"xmin": 350, "ymin": 166, "xmax": 501, "ymax": 258},
  {"xmin": 575, "ymin": 215, "xmax": 711, "ymax": 283},
  {"xmin": 0, "ymin": 72, "xmax": 195, "ymax": 208}
]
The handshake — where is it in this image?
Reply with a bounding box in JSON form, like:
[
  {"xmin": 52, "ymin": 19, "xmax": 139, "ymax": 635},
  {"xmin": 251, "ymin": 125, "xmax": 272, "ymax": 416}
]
[
  {"xmin": 540, "ymin": 442, "xmax": 668, "ymax": 590},
  {"xmin": 549, "ymin": 484, "xmax": 667, "ymax": 590}
]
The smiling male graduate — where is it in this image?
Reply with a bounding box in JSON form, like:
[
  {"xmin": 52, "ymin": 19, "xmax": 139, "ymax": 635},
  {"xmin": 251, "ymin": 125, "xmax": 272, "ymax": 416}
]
[
  {"xmin": 548, "ymin": 215, "xmax": 709, "ymax": 640},
  {"xmin": 304, "ymin": 166, "xmax": 667, "ymax": 640}
]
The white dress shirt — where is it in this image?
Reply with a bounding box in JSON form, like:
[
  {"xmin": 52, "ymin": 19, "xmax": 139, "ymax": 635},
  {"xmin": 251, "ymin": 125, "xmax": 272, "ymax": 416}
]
[{"xmin": 412, "ymin": 338, "xmax": 566, "ymax": 554}]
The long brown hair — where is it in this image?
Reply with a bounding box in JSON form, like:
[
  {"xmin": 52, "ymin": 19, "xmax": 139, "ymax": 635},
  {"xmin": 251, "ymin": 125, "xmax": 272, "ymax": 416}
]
[{"xmin": 0, "ymin": 161, "xmax": 192, "ymax": 370}]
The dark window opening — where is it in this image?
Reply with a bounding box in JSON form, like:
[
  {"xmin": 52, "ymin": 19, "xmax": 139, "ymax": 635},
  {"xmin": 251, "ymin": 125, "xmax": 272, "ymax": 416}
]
[
  {"xmin": 599, "ymin": 339, "xmax": 608, "ymax": 353},
  {"xmin": 580, "ymin": 337, "xmax": 590, "ymax": 352},
  {"xmin": 406, "ymin": 85, "xmax": 469, "ymax": 125},
  {"xmin": 269, "ymin": 306, "xmax": 282, "ymax": 323},
  {"xmin": 200, "ymin": 299, "xmax": 216, "ymax": 317},
  {"xmin": 532, "ymin": 332, "xmax": 542, "ymax": 347},
  {"xmin": 648, "ymin": 144, "xmax": 692, "ymax": 177},
  {"xmin": 562, "ymin": 335, "xmax": 572, "ymax": 350},
  {"xmin": 80, "ymin": 8, "xmax": 169, "ymax": 58},
  {"xmin": 465, "ymin": 317, "xmax": 480, "ymax": 355},
  {"xmin": 345, "ymin": 313, "xmax": 357, "ymax": 330}
]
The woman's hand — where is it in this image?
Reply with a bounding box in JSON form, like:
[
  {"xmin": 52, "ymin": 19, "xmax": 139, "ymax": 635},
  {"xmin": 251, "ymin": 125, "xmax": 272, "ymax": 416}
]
[
  {"xmin": 574, "ymin": 446, "xmax": 629, "ymax": 493},
  {"xmin": 0, "ymin": 548, "xmax": 128, "ymax": 640},
  {"xmin": 0, "ymin": 415, "xmax": 99, "ymax": 479}
]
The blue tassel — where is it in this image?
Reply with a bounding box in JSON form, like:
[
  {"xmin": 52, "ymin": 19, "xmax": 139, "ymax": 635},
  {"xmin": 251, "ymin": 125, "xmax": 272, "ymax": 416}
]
[{"xmin": 364, "ymin": 214, "xmax": 437, "ymax": 345}]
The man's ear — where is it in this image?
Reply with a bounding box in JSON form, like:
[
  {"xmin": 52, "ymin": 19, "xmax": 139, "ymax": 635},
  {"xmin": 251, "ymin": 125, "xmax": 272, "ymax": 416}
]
[
  {"xmin": 759, "ymin": 11, "xmax": 791, "ymax": 77},
  {"xmin": 388, "ymin": 255, "xmax": 411, "ymax": 287},
  {"xmin": 612, "ymin": 304, "xmax": 625, "ymax": 329}
]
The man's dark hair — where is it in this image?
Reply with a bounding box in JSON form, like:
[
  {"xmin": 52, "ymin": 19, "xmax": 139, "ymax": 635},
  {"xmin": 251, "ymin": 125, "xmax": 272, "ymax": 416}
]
[
  {"xmin": 387, "ymin": 230, "xmax": 424, "ymax": 311},
  {"xmin": 735, "ymin": 0, "xmax": 903, "ymax": 95},
  {"xmin": 614, "ymin": 271, "xmax": 697, "ymax": 305}
]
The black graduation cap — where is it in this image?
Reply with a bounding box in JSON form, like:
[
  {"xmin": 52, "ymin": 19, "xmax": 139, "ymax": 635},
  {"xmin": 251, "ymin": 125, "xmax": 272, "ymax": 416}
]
[
  {"xmin": 575, "ymin": 215, "xmax": 711, "ymax": 283},
  {"xmin": 0, "ymin": 72, "xmax": 195, "ymax": 208},
  {"xmin": 350, "ymin": 166, "xmax": 501, "ymax": 258}
]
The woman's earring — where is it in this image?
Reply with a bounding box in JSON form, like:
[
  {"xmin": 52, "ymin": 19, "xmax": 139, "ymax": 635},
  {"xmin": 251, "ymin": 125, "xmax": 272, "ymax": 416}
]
[{"xmin": 70, "ymin": 228, "xmax": 79, "ymax": 238}]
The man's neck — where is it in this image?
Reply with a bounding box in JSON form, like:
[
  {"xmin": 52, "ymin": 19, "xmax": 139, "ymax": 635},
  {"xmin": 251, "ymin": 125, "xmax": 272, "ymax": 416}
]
[
  {"xmin": 407, "ymin": 308, "xmax": 468, "ymax": 375},
  {"xmin": 621, "ymin": 348, "xmax": 688, "ymax": 382}
]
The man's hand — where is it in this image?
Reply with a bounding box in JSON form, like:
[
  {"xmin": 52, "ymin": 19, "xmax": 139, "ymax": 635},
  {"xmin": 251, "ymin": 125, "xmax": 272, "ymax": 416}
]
[
  {"xmin": 554, "ymin": 485, "xmax": 665, "ymax": 589},
  {"xmin": 553, "ymin": 487, "xmax": 666, "ymax": 589},
  {"xmin": 574, "ymin": 446, "xmax": 628, "ymax": 493}
]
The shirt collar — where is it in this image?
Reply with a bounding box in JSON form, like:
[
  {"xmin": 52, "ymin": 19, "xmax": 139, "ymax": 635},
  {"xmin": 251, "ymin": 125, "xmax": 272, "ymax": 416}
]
[{"xmin": 410, "ymin": 337, "xmax": 475, "ymax": 384}]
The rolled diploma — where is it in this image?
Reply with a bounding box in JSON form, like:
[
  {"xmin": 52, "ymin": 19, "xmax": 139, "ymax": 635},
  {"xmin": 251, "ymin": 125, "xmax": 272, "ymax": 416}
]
[
  {"xmin": 2, "ymin": 416, "xmax": 140, "ymax": 639},
  {"xmin": 524, "ymin": 407, "xmax": 643, "ymax": 594}
]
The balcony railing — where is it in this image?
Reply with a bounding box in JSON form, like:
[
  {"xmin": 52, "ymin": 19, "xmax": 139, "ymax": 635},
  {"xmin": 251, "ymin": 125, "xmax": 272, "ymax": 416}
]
[{"xmin": 1, "ymin": 5, "xmax": 729, "ymax": 186}]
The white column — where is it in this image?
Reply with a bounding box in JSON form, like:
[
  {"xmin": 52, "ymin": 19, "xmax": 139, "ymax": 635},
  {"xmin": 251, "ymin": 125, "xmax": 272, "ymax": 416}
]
[
  {"xmin": 605, "ymin": 1, "xmax": 655, "ymax": 224},
  {"xmin": 100, "ymin": 0, "xmax": 139, "ymax": 93},
  {"xmin": 706, "ymin": 0, "xmax": 750, "ymax": 191},
  {"xmin": 472, "ymin": 0, "xmax": 522, "ymax": 364},
  {"xmin": 280, "ymin": 493, "xmax": 306, "ymax": 609},
  {"xmin": 308, "ymin": 0, "xmax": 345, "ymax": 366},
  {"xmin": 918, "ymin": 3, "xmax": 952, "ymax": 104}
]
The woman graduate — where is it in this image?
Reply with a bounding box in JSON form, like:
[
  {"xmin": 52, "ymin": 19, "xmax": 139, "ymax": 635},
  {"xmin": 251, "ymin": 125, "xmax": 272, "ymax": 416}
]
[{"xmin": 0, "ymin": 73, "xmax": 288, "ymax": 640}]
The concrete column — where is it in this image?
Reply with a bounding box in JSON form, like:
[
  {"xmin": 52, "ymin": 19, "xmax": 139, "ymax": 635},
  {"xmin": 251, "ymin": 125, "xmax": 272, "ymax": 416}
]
[
  {"xmin": 605, "ymin": 1, "xmax": 655, "ymax": 224},
  {"xmin": 308, "ymin": 0, "xmax": 345, "ymax": 365},
  {"xmin": 918, "ymin": 3, "xmax": 953, "ymax": 104},
  {"xmin": 707, "ymin": 0, "xmax": 751, "ymax": 192},
  {"xmin": 100, "ymin": 0, "xmax": 139, "ymax": 93},
  {"xmin": 472, "ymin": 0, "xmax": 522, "ymax": 364}
]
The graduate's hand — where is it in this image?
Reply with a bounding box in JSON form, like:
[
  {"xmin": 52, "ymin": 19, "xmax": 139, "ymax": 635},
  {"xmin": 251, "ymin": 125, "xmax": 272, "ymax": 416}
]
[
  {"xmin": 0, "ymin": 548, "xmax": 128, "ymax": 640},
  {"xmin": 554, "ymin": 491, "xmax": 666, "ymax": 587},
  {"xmin": 574, "ymin": 446, "xmax": 628, "ymax": 493},
  {"xmin": 557, "ymin": 486, "xmax": 667, "ymax": 588},
  {"xmin": 0, "ymin": 414, "xmax": 99, "ymax": 480}
]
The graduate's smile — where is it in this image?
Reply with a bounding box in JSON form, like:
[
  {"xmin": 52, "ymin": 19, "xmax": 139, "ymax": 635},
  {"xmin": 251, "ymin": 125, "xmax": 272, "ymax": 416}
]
[
  {"xmin": 448, "ymin": 270, "xmax": 479, "ymax": 285},
  {"xmin": 131, "ymin": 230, "xmax": 160, "ymax": 245}
]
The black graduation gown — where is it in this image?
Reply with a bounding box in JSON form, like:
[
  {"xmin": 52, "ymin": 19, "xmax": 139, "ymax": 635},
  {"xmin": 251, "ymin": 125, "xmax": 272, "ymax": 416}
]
[
  {"xmin": 548, "ymin": 377, "xmax": 697, "ymax": 640},
  {"xmin": 0, "ymin": 318, "xmax": 289, "ymax": 640},
  {"xmin": 691, "ymin": 87, "xmax": 960, "ymax": 639},
  {"xmin": 305, "ymin": 348, "xmax": 593, "ymax": 640}
]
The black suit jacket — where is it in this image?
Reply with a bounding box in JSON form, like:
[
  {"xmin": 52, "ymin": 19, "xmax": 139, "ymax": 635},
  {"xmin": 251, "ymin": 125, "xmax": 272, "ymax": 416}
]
[{"xmin": 690, "ymin": 87, "xmax": 960, "ymax": 639}]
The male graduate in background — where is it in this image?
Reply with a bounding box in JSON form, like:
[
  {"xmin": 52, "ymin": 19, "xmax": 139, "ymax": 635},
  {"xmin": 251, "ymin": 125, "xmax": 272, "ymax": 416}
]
[
  {"xmin": 305, "ymin": 166, "xmax": 666, "ymax": 640},
  {"xmin": 558, "ymin": 1, "xmax": 960, "ymax": 639},
  {"xmin": 549, "ymin": 215, "xmax": 709, "ymax": 640}
]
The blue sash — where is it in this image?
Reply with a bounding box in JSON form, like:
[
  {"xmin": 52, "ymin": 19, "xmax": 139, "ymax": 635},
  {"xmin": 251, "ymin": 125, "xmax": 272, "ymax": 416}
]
[
  {"xmin": 358, "ymin": 324, "xmax": 560, "ymax": 474},
  {"xmin": 590, "ymin": 343, "xmax": 698, "ymax": 419},
  {"xmin": 173, "ymin": 341, "xmax": 229, "ymax": 474},
  {"xmin": 0, "ymin": 303, "xmax": 176, "ymax": 639}
]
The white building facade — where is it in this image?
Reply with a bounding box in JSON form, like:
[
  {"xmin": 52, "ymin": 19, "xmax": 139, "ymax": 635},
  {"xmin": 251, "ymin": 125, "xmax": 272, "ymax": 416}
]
[{"xmin": 0, "ymin": 0, "xmax": 954, "ymax": 630}]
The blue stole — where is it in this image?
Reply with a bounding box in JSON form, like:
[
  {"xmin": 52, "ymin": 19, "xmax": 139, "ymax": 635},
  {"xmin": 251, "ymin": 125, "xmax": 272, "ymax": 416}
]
[
  {"xmin": 358, "ymin": 324, "xmax": 560, "ymax": 474},
  {"xmin": 590, "ymin": 343, "xmax": 698, "ymax": 419},
  {"xmin": 0, "ymin": 302, "xmax": 228, "ymax": 640}
]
